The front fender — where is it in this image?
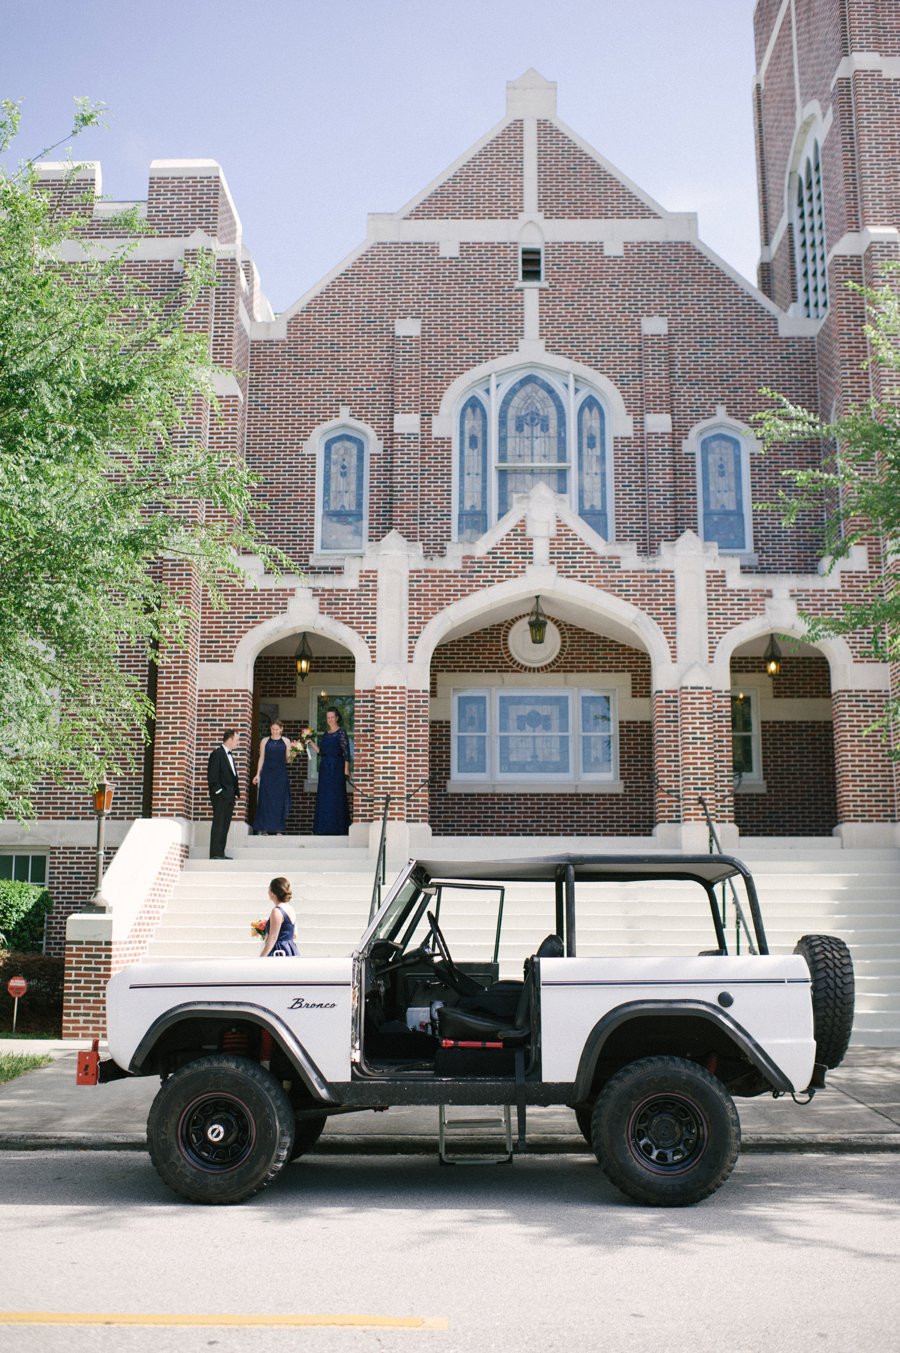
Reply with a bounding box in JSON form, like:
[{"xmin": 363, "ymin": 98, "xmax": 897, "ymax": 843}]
[
  {"xmin": 129, "ymin": 1001, "xmax": 340, "ymax": 1105},
  {"xmin": 571, "ymin": 998, "xmax": 794, "ymax": 1102}
]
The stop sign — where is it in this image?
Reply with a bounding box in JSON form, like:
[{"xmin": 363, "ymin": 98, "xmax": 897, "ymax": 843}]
[{"xmin": 7, "ymin": 976, "xmax": 27, "ymax": 999}]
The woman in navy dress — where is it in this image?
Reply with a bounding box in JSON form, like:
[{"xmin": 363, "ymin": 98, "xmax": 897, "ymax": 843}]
[
  {"xmin": 252, "ymin": 720, "xmax": 292, "ymax": 834},
  {"xmin": 309, "ymin": 707, "xmax": 351, "ymax": 835},
  {"xmin": 259, "ymin": 876, "xmax": 298, "ymax": 957}
]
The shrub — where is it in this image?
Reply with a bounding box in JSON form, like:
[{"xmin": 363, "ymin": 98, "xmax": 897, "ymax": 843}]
[{"xmin": 0, "ymin": 880, "xmax": 52, "ymax": 951}]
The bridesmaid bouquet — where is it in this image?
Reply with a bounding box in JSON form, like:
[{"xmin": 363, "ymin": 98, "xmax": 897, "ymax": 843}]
[
  {"xmin": 287, "ymin": 726, "xmax": 315, "ymax": 764},
  {"xmin": 250, "ymin": 918, "xmax": 268, "ymax": 940}
]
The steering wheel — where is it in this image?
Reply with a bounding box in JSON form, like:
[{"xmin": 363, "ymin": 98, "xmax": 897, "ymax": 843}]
[{"xmin": 426, "ymin": 910, "xmax": 464, "ymax": 989}]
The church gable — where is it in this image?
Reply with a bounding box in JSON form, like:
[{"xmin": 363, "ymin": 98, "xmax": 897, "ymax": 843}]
[
  {"xmin": 404, "ymin": 121, "xmax": 524, "ymax": 220},
  {"xmin": 538, "ymin": 120, "xmax": 662, "ymax": 219}
]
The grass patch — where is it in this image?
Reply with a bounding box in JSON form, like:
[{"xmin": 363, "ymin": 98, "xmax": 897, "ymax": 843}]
[{"xmin": 0, "ymin": 1052, "xmax": 52, "ymax": 1084}]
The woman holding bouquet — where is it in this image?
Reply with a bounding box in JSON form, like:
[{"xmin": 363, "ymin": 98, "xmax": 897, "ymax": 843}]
[
  {"xmin": 252, "ymin": 720, "xmax": 292, "ymax": 835},
  {"xmin": 259, "ymin": 876, "xmax": 298, "ymax": 957},
  {"xmin": 307, "ymin": 707, "xmax": 352, "ymax": 835}
]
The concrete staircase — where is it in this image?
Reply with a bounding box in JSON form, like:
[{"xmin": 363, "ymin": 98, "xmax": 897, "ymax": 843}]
[{"xmin": 144, "ymin": 835, "xmax": 900, "ymax": 1047}]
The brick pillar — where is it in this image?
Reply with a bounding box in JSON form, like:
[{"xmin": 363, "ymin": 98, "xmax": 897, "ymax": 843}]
[
  {"xmin": 195, "ymin": 689, "xmax": 254, "ymax": 828},
  {"xmin": 62, "ymin": 935, "xmax": 114, "ymax": 1040},
  {"xmin": 151, "ymin": 563, "xmax": 202, "ymax": 819},
  {"xmin": 678, "ymin": 687, "xmax": 734, "ymax": 828},
  {"xmin": 651, "ymin": 690, "xmax": 683, "ymax": 827},
  {"xmin": 832, "ymin": 688, "xmax": 897, "ymax": 837}
]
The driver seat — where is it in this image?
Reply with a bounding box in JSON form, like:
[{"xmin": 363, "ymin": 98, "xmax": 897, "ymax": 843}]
[{"xmin": 437, "ymin": 935, "xmax": 563, "ymax": 1044}]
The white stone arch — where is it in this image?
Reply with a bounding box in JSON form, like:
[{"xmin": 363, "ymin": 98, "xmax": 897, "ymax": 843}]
[
  {"xmin": 711, "ymin": 612, "xmax": 854, "ymax": 691},
  {"xmin": 199, "ymin": 602, "xmax": 375, "ymax": 693},
  {"xmin": 433, "ymin": 349, "xmax": 634, "ymax": 441},
  {"xmin": 410, "ymin": 575, "xmax": 672, "ymax": 689}
]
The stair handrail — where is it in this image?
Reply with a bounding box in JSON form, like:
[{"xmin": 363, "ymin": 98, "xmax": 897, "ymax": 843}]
[
  {"xmin": 357, "ymin": 774, "xmax": 435, "ymax": 922},
  {"xmin": 697, "ymin": 794, "xmax": 757, "ymax": 955}
]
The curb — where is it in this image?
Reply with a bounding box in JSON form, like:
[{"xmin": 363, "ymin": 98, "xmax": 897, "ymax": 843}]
[{"xmin": 2, "ymin": 1132, "xmax": 899, "ymax": 1154}]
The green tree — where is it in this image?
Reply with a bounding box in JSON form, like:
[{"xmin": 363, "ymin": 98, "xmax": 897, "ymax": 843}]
[
  {"xmin": 0, "ymin": 100, "xmax": 281, "ymax": 818},
  {"xmin": 754, "ymin": 267, "xmax": 900, "ymax": 755}
]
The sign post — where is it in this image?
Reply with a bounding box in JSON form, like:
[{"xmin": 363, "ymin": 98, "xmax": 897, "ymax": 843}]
[{"xmin": 7, "ymin": 976, "xmax": 27, "ymax": 1034}]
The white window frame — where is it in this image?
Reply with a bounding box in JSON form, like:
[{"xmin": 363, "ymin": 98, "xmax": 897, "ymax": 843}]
[
  {"xmin": 306, "ymin": 414, "xmax": 380, "ymax": 559},
  {"xmin": 731, "ymin": 686, "xmax": 763, "ymax": 786},
  {"xmin": 450, "ymin": 685, "xmax": 619, "ymax": 786},
  {"xmin": 684, "ymin": 415, "xmax": 758, "ymax": 558},
  {"xmin": 451, "ymin": 366, "xmax": 614, "ymax": 544}
]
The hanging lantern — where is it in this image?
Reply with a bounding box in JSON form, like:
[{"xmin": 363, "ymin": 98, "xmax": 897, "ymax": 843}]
[
  {"xmin": 527, "ymin": 596, "xmax": 548, "ymax": 645},
  {"xmin": 763, "ymin": 634, "xmax": 782, "ymax": 677},
  {"xmin": 295, "ymin": 633, "xmax": 313, "ymax": 681}
]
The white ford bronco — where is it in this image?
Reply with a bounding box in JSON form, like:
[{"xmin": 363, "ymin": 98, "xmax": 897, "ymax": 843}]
[{"xmin": 79, "ymin": 853, "xmax": 855, "ymax": 1207}]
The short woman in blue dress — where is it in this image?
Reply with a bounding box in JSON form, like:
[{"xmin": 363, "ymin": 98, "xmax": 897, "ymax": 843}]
[
  {"xmin": 308, "ymin": 707, "xmax": 352, "ymax": 835},
  {"xmin": 259, "ymin": 876, "xmax": 298, "ymax": 957},
  {"xmin": 252, "ymin": 720, "xmax": 292, "ymax": 834}
]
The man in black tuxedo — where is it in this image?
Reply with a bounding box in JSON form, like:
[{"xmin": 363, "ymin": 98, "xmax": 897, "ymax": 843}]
[{"xmin": 207, "ymin": 729, "xmax": 241, "ymax": 859}]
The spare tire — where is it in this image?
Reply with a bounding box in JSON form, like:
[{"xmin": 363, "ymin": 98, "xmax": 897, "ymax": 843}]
[{"xmin": 794, "ymin": 934, "xmax": 855, "ymax": 1069}]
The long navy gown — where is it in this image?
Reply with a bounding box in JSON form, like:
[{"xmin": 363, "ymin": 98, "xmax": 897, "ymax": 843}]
[
  {"xmin": 313, "ymin": 729, "xmax": 351, "ymax": 835},
  {"xmin": 254, "ymin": 737, "xmax": 291, "ymax": 834}
]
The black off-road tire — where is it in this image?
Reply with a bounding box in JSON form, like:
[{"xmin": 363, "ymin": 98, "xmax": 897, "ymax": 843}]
[
  {"xmin": 591, "ymin": 1055, "xmax": 740, "ymax": 1207},
  {"xmin": 290, "ymin": 1111, "xmax": 328, "ymax": 1160},
  {"xmin": 147, "ymin": 1054, "xmax": 294, "ymax": 1204},
  {"xmin": 794, "ymin": 934, "xmax": 855, "ymax": 1070}
]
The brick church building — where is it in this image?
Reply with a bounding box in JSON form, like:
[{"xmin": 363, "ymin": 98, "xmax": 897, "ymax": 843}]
[{"xmin": 2, "ymin": 1, "xmax": 897, "ymax": 1030}]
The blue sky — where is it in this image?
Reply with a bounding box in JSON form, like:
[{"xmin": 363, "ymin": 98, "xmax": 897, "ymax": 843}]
[{"xmin": 4, "ymin": 0, "xmax": 760, "ymax": 314}]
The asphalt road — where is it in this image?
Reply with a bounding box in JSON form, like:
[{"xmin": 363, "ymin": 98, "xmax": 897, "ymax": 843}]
[{"xmin": 1, "ymin": 1150, "xmax": 898, "ymax": 1353}]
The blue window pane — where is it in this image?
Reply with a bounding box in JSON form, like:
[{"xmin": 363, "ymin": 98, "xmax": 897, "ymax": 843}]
[
  {"xmin": 0, "ymin": 856, "xmax": 11, "ymax": 879},
  {"xmin": 456, "ymin": 694, "xmax": 488, "ymax": 775},
  {"xmin": 12, "ymin": 855, "xmax": 29, "ymax": 881},
  {"xmin": 581, "ymin": 694, "xmax": 612, "ymax": 774},
  {"xmin": 29, "ymin": 855, "xmax": 47, "ymax": 884},
  {"xmin": 701, "ymin": 433, "xmax": 746, "ymax": 550},
  {"xmin": 458, "ymin": 396, "xmax": 488, "ymax": 541},
  {"xmin": 322, "ymin": 433, "xmax": 364, "ymax": 551},
  {"xmin": 497, "ymin": 375, "xmax": 567, "ymax": 515},
  {"xmin": 498, "ymin": 694, "xmax": 570, "ymax": 775},
  {"xmin": 578, "ymin": 397, "xmax": 608, "ymax": 537}
]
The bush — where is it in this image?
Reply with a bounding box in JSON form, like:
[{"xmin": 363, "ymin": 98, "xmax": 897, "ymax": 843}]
[
  {"xmin": 0, "ymin": 950, "xmax": 65, "ymax": 1035},
  {"xmin": 0, "ymin": 880, "xmax": 52, "ymax": 951}
]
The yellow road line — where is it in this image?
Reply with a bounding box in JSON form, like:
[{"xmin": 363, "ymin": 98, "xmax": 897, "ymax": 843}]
[{"xmin": 1, "ymin": 1312, "xmax": 447, "ymax": 1330}]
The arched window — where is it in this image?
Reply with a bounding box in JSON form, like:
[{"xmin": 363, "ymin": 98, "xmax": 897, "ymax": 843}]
[
  {"xmin": 458, "ymin": 395, "xmax": 488, "ymax": 542},
  {"xmin": 698, "ymin": 429, "xmax": 750, "ymax": 553},
  {"xmin": 454, "ymin": 368, "xmax": 612, "ymax": 541},
  {"xmin": 793, "ymin": 140, "xmax": 828, "ymax": 319},
  {"xmin": 577, "ymin": 396, "xmax": 608, "ymax": 539},
  {"xmin": 497, "ymin": 375, "xmax": 567, "ymax": 515},
  {"xmin": 318, "ymin": 430, "xmax": 366, "ymax": 553}
]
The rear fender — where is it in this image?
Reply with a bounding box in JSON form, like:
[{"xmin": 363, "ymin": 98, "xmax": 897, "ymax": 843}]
[{"xmin": 571, "ymin": 998, "xmax": 794, "ymax": 1102}]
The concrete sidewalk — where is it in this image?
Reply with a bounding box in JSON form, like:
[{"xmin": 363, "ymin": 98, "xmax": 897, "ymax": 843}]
[{"xmin": 0, "ymin": 1041, "xmax": 898, "ymax": 1154}]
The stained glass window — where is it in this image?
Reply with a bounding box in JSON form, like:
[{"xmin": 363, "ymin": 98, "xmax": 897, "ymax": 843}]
[
  {"xmin": 455, "ymin": 693, "xmax": 488, "ymax": 776},
  {"xmin": 497, "ymin": 375, "xmax": 567, "ymax": 515},
  {"xmin": 497, "ymin": 693, "xmax": 570, "ymax": 776},
  {"xmin": 578, "ymin": 396, "xmax": 608, "ymax": 538},
  {"xmin": 700, "ymin": 431, "xmax": 747, "ymax": 551},
  {"xmin": 458, "ymin": 396, "xmax": 488, "ymax": 541},
  {"xmin": 321, "ymin": 432, "xmax": 365, "ymax": 552}
]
